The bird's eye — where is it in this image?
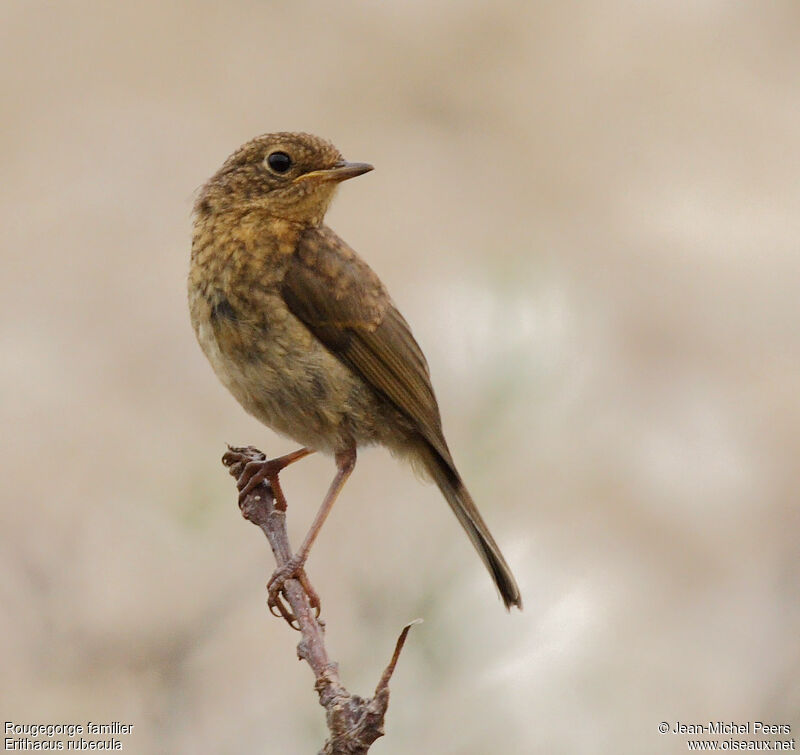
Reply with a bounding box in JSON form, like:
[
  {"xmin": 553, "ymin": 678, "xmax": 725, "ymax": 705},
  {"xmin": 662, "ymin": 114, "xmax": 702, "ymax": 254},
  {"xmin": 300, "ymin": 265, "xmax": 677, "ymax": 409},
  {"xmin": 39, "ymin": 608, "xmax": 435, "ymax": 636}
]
[{"xmin": 266, "ymin": 151, "xmax": 293, "ymax": 174}]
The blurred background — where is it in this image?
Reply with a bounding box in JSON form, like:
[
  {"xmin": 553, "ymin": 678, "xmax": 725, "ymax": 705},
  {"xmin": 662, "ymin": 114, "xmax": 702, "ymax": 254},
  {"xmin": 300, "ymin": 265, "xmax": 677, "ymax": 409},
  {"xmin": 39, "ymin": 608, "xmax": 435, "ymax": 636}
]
[{"xmin": 2, "ymin": 1, "xmax": 798, "ymax": 752}]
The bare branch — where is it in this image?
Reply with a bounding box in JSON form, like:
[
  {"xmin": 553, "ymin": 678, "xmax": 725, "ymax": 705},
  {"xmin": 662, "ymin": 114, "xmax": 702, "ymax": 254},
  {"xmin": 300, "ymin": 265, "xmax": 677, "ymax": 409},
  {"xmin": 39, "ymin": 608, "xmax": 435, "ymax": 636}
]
[{"xmin": 222, "ymin": 445, "xmax": 418, "ymax": 754}]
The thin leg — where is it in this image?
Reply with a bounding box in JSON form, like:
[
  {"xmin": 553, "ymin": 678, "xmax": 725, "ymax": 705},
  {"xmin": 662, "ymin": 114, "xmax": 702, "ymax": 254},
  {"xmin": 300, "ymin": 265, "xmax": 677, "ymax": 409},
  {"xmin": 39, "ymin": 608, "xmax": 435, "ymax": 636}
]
[
  {"xmin": 267, "ymin": 446, "xmax": 356, "ymax": 624},
  {"xmin": 295, "ymin": 447, "xmax": 356, "ymax": 564}
]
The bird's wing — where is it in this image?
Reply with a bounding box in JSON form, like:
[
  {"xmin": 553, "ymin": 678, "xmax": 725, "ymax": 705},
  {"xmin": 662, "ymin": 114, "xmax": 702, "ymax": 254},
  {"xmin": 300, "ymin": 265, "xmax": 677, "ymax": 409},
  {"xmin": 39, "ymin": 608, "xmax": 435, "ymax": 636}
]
[{"xmin": 281, "ymin": 225, "xmax": 452, "ymax": 463}]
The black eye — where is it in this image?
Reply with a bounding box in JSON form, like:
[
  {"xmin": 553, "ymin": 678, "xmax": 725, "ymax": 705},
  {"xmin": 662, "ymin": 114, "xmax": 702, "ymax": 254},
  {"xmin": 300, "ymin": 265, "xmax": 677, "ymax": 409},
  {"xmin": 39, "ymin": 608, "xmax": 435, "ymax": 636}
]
[{"xmin": 266, "ymin": 151, "xmax": 292, "ymax": 174}]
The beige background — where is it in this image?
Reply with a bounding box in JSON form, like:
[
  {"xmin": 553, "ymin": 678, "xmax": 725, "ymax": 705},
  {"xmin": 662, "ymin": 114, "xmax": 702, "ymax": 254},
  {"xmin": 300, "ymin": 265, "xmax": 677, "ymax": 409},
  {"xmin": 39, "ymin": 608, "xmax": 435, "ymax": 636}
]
[{"xmin": 2, "ymin": 1, "xmax": 799, "ymax": 753}]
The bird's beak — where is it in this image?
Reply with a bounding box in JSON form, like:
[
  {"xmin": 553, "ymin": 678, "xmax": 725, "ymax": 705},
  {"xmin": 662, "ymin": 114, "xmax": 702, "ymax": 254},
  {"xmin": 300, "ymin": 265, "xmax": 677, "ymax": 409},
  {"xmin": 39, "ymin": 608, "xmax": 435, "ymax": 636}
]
[{"xmin": 295, "ymin": 161, "xmax": 374, "ymax": 184}]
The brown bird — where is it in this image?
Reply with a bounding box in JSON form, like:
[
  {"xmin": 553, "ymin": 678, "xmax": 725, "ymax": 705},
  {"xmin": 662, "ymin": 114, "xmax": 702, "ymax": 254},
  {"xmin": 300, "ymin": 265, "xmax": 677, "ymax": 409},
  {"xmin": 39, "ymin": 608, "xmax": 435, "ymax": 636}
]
[{"xmin": 189, "ymin": 132, "xmax": 522, "ymax": 617}]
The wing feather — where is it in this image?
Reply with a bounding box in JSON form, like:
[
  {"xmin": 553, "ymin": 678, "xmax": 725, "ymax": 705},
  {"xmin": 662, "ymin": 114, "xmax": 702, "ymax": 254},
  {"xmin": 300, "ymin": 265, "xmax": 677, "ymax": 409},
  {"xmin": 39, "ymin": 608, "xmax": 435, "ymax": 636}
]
[{"xmin": 281, "ymin": 226, "xmax": 451, "ymax": 463}]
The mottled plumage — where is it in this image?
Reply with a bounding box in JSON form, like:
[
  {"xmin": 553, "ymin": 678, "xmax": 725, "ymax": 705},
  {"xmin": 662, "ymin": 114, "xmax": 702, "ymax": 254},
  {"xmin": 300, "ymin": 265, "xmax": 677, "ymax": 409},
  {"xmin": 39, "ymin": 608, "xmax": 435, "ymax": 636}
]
[{"xmin": 189, "ymin": 132, "xmax": 521, "ymax": 610}]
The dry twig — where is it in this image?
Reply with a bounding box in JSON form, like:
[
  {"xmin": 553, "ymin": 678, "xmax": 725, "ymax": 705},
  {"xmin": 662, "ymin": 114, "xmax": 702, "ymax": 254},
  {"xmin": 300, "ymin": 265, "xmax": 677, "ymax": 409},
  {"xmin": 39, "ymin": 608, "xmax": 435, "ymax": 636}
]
[{"xmin": 222, "ymin": 445, "xmax": 419, "ymax": 754}]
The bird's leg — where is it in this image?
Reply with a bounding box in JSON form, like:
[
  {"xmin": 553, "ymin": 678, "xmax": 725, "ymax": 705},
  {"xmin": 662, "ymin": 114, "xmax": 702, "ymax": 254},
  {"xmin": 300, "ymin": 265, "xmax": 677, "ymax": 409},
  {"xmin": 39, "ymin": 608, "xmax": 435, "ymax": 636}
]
[
  {"xmin": 234, "ymin": 446, "xmax": 314, "ymax": 509},
  {"xmin": 268, "ymin": 446, "xmax": 356, "ymax": 624}
]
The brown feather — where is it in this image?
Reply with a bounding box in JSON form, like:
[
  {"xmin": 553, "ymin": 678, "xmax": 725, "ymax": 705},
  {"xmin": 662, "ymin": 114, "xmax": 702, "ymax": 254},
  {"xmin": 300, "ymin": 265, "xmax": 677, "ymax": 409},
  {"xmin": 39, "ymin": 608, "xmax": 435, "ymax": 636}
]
[
  {"xmin": 282, "ymin": 225, "xmax": 522, "ymax": 608},
  {"xmin": 283, "ymin": 226, "xmax": 451, "ymax": 462}
]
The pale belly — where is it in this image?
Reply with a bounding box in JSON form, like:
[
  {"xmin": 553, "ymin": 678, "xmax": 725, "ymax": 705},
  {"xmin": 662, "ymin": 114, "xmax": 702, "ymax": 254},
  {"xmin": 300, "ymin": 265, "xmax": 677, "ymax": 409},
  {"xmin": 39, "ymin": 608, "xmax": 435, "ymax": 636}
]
[{"xmin": 190, "ymin": 289, "xmax": 390, "ymax": 454}]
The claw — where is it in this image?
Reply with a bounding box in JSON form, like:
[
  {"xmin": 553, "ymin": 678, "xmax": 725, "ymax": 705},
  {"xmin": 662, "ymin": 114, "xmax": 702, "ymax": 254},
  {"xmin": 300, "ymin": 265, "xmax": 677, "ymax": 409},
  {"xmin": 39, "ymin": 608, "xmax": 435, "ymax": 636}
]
[
  {"xmin": 266, "ymin": 555, "xmax": 321, "ymax": 628},
  {"xmin": 269, "ymin": 590, "xmax": 301, "ymax": 630},
  {"xmin": 223, "ymin": 446, "xmax": 314, "ymax": 509},
  {"xmin": 237, "ymin": 458, "xmax": 280, "ymax": 503},
  {"xmin": 222, "ymin": 445, "xmax": 264, "ymax": 475}
]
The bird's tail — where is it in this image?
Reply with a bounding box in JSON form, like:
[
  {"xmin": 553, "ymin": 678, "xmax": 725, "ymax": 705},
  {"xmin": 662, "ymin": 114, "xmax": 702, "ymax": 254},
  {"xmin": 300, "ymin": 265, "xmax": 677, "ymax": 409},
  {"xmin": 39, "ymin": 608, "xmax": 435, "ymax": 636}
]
[{"xmin": 418, "ymin": 442, "xmax": 522, "ymax": 610}]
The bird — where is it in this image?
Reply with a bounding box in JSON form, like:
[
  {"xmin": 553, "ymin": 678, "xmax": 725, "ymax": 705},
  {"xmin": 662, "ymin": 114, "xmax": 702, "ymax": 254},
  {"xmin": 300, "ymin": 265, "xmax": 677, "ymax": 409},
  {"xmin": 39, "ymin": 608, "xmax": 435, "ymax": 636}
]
[{"xmin": 189, "ymin": 132, "xmax": 522, "ymax": 618}]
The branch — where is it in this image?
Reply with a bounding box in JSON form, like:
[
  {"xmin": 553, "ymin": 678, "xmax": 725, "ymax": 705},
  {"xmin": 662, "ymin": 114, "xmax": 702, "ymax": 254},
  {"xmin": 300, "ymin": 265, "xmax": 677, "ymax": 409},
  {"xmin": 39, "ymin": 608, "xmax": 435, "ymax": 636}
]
[{"xmin": 222, "ymin": 445, "xmax": 419, "ymax": 754}]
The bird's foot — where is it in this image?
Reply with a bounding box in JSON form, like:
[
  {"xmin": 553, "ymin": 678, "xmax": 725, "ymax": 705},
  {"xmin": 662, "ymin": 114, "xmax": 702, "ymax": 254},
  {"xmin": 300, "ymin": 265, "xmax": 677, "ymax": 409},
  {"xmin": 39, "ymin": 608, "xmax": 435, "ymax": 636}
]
[
  {"xmin": 222, "ymin": 445, "xmax": 266, "ymax": 491},
  {"xmin": 222, "ymin": 445, "xmax": 304, "ymax": 509},
  {"xmin": 267, "ymin": 554, "xmax": 321, "ymax": 629}
]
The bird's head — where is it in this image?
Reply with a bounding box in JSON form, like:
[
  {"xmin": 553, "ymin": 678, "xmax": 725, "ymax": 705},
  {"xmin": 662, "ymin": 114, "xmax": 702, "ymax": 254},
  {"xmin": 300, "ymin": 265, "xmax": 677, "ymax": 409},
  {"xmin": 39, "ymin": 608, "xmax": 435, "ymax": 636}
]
[{"xmin": 195, "ymin": 132, "xmax": 373, "ymax": 225}]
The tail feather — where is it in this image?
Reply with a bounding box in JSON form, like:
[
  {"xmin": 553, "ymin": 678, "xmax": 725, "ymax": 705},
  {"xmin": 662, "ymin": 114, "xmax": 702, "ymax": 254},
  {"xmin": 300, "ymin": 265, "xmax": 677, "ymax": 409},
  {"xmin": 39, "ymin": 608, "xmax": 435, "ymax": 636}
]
[{"xmin": 419, "ymin": 442, "xmax": 522, "ymax": 610}]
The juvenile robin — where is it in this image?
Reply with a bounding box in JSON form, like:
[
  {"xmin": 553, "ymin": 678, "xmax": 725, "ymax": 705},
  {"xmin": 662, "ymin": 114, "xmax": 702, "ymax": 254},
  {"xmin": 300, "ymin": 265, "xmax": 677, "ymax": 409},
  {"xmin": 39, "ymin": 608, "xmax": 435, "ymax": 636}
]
[{"xmin": 189, "ymin": 132, "xmax": 522, "ymax": 618}]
